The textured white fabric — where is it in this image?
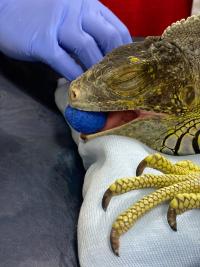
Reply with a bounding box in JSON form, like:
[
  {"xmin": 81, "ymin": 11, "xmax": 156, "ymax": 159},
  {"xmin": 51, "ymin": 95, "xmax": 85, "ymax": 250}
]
[
  {"xmin": 55, "ymin": 82, "xmax": 200, "ymax": 267},
  {"xmin": 192, "ymin": 0, "xmax": 200, "ymax": 15}
]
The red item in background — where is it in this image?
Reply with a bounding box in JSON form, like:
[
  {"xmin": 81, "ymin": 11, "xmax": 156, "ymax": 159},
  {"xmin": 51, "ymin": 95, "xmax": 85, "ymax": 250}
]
[{"xmin": 101, "ymin": 0, "xmax": 193, "ymax": 36}]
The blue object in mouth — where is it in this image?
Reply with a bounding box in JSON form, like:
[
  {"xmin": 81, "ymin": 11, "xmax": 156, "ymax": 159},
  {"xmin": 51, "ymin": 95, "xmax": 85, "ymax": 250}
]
[{"xmin": 64, "ymin": 105, "xmax": 107, "ymax": 134}]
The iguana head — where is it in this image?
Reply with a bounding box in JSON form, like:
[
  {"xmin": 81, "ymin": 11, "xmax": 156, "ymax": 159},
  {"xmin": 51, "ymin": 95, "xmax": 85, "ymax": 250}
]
[{"xmin": 68, "ymin": 37, "xmax": 198, "ymax": 155}]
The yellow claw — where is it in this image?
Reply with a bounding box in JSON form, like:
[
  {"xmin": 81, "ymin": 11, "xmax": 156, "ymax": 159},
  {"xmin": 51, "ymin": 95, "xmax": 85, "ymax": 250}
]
[
  {"xmin": 102, "ymin": 173, "xmax": 193, "ymax": 210},
  {"xmin": 167, "ymin": 207, "xmax": 178, "ymax": 231},
  {"xmin": 167, "ymin": 193, "xmax": 200, "ymax": 231},
  {"xmin": 109, "ymin": 179, "xmax": 200, "ymax": 255},
  {"xmin": 102, "ymin": 189, "xmax": 113, "ymax": 211},
  {"xmin": 136, "ymin": 153, "xmax": 195, "ymax": 176},
  {"xmin": 110, "ymin": 228, "xmax": 120, "ymax": 256},
  {"xmin": 103, "ymin": 154, "xmax": 200, "ymax": 256}
]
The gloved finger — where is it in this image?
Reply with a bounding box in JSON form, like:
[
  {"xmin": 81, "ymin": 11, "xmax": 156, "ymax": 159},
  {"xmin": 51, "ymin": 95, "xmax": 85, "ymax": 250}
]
[
  {"xmin": 42, "ymin": 44, "xmax": 84, "ymax": 80},
  {"xmin": 83, "ymin": 12, "xmax": 123, "ymax": 54},
  {"xmin": 59, "ymin": 26, "xmax": 103, "ymax": 69},
  {"xmin": 99, "ymin": 2, "xmax": 132, "ymax": 44}
]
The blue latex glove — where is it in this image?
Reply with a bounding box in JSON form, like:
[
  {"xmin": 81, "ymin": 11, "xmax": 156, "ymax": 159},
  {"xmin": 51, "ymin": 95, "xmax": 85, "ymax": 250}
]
[{"xmin": 0, "ymin": 0, "xmax": 132, "ymax": 80}]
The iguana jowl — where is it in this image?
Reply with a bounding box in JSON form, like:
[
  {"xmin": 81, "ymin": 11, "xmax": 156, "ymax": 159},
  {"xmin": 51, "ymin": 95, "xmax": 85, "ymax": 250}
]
[{"xmin": 68, "ymin": 15, "xmax": 200, "ymax": 256}]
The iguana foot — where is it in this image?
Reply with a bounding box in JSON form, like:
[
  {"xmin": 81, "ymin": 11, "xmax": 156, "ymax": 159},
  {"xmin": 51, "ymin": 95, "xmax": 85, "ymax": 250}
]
[{"xmin": 102, "ymin": 154, "xmax": 200, "ymax": 256}]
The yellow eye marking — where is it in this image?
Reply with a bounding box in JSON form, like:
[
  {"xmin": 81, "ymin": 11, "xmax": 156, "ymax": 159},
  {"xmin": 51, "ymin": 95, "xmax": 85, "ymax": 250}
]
[{"xmin": 128, "ymin": 56, "xmax": 141, "ymax": 63}]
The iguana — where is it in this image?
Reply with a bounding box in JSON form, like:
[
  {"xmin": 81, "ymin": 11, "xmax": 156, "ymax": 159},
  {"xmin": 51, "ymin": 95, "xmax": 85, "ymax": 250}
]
[{"xmin": 68, "ymin": 15, "xmax": 200, "ymax": 256}]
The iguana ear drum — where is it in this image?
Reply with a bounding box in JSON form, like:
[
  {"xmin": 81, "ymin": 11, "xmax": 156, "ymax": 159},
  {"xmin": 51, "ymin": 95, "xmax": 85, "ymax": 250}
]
[{"xmin": 178, "ymin": 86, "xmax": 195, "ymax": 106}]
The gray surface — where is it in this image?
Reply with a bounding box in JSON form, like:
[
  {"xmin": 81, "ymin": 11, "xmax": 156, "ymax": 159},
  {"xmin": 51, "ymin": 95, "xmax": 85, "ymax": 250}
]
[{"xmin": 0, "ymin": 57, "xmax": 84, "ymax": 267}]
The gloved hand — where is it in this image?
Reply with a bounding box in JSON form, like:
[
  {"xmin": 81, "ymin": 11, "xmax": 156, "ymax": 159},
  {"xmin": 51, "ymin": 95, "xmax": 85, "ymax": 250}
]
[{"xmin": 0, "ymin": 0, "xmax": 132, "ymax": 80}]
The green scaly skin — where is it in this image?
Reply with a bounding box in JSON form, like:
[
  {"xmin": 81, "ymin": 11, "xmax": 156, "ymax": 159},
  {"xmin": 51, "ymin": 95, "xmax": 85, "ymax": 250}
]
[
  {"xmin": 68, "ymin": 15, "xmax": 200, "ymax": 256},
  {"xmin": 69, "ymin": 15, "xmax": 200, "ymax": 156}
]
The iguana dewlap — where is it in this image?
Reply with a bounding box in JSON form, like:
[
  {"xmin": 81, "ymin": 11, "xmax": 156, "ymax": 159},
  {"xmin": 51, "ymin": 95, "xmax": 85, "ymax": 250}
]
[{"xmin": 68, "ymin": 15, "xmax": 200, "ymax": 256}]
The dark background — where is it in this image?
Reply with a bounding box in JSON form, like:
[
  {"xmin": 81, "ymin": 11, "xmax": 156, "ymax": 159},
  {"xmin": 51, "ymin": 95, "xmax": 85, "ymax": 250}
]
[{"xmin": 0, "ymin": 53, "xmax": 84, "ymax": 267}]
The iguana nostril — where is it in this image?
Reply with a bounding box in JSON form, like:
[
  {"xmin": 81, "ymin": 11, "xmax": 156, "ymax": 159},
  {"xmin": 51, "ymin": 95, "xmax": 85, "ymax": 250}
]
[{"xmin": 70, "ymin": 88, "xmax": 80, "ymax": 100}]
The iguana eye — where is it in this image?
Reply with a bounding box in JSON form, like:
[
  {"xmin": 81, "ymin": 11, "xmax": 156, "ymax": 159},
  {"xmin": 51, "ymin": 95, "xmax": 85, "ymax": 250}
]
[{"xmin": 106, "ymin": 64, "xmax": 155, "ymax": 99}]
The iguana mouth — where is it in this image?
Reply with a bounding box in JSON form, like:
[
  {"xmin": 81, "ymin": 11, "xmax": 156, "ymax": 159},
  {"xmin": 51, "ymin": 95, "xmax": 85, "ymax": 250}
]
[
  {"xmin": 101, "ymin": 110, "xmax": 155, "ymax": 131},
  {"xmin": 81, "ymin": 109, "xmax": 165, "ymax": 140}
]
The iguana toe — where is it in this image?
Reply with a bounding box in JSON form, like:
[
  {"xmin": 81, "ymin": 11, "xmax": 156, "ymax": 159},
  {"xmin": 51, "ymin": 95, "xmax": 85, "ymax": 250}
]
[{"xmin": 103, "ymin": 154, "xmax": 200, "ymax": 256}]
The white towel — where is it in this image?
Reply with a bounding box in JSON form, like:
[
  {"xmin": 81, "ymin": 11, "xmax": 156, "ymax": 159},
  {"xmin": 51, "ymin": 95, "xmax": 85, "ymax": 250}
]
[
  {"xmin": 192, "ymin": 0, "xmax": 200, "ymax": 15},
  {"xmin": 55, "ymin": 81, "xmax": 200, "ymax": 267}
]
